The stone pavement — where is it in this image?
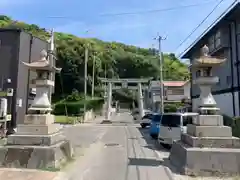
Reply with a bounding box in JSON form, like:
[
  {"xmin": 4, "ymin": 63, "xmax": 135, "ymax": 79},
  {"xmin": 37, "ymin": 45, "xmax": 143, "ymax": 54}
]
[
  {"xmin": 64, "ymin": 112, "xmax": 174, "ymax": 180},
  {"xmin": 0, "ymin": 168, "xmax": 65, "ymax": 180}
]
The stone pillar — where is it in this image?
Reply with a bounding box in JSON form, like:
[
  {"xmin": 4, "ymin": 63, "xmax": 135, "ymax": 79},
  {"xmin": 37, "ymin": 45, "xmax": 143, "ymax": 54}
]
[
  {"xmin": 101, "ymin": 90, "xmax": 108, "ymax": 116},
  {"xmin": 138, "ymin": 83, "xmax": 144, "ymax": 118},
  {"xmin": 106, "ymin": 82, "xmax": 112, "ymax": 121}
]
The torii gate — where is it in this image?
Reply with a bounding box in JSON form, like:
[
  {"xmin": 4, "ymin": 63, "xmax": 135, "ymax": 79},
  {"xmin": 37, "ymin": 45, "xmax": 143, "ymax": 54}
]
[{"xmin": 99, "ymin": 78, "xmax": 151, "ymax": 121}]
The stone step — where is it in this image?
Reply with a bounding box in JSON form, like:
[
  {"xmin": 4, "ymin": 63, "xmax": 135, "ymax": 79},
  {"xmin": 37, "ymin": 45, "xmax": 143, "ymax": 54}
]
[
  {"xmin": 181, "ymin": 133, "xmax": 240, "ymax": 148},
  {"xmin": 7, "ymin": 132, "xmax": 65, "ymax": 146},
  {"xmin": 193, "ymin": 115, "xmax": 223, "ymax": 126},
  {"xmin": 187, "ymin": 124, "xmax": 232, "ymax": 137},
  {"xmin": 169, "ymin": 140, "xmax": 240, "ymax": 177},
  {"xmin": 0, "ymin": 140, "xmax": 73, "ymax": 169},
  {"xmin": 17, "ymin": 124, "xmax": 62, "ymax": 135}
]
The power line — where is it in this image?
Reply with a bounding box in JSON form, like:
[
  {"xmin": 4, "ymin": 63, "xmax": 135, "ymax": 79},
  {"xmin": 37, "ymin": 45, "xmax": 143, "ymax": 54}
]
[
  {"xmin": 46, "ymin": 0, "xmax": 218, "ymax": 19},
  {"xmin": 175, "ymin": 0, "xmax": 226, "ymax": 57}
]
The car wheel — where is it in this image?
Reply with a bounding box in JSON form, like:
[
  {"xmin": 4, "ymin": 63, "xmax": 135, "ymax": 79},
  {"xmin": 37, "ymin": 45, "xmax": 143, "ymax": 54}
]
[
  {"xmin": 160, "ymin": 143, "xmax": 171, "ymax": 149},
  {"xmin": 141, "ymin": 124, "xmax": 146, "ymax": 128},
  {"xmin": 150, "ymin": 134, "xmax": 158, "ymax": 139}
]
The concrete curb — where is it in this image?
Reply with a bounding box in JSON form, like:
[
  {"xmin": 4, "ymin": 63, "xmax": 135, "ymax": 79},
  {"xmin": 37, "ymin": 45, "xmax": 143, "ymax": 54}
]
[
  {"xmin": 164, "ymin": 167, "xmax": 175, "ymax": 180},
  {"xmin": 52, "ymin": 172, "xmax": 69, "ymax": 180}
]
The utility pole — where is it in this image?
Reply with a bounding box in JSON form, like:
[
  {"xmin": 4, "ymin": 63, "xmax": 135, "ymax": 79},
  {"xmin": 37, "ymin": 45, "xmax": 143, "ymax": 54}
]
[
  {"xmin": 154, "ymin": 35, "xmax": 166, "ymax": 113},
  {"xmin": 49, "ymin": 29, "xmax": 54, "ymax": 104},
  {"xmin": 91, "ymin": 52, "xmax": 96, "ymax": 99},
  {"xmin": 84, "ymin": 43, "xmax": 88, "ymax": 122}
]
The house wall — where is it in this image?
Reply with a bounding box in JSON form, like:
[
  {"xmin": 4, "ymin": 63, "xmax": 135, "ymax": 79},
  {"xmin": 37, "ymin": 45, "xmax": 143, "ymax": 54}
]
[
  {"xmin": 0, "ymin": 30, "xmax": 20, "ymax": 128},
  {"xmin": 184, "ymin": 82, "xmax": 190, "ymax": 99},
  {"xmin": 17, "ymin": 32, "xmax": 48, "ymax": 124}
]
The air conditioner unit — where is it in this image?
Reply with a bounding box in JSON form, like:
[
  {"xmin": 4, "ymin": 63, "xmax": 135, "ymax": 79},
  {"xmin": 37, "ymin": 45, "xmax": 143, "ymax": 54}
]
[{"xmin": 30, "ymin": 88, "xmax": 36, "ymax": 95}]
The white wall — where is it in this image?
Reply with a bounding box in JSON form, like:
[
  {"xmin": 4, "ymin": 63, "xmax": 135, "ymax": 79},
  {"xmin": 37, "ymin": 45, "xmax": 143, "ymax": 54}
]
[{"xmin": 192, "ymin": 92, "xmax": 234, "ymax": 117}]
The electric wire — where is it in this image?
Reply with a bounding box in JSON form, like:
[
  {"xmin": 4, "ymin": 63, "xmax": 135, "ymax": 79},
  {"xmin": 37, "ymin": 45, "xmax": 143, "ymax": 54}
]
[
  {"xmin": 45, "ymin": 0, "xmax": 218, "ymax": 19},
  {"xmin": 175, "ymin": 0, "xmax": 227, "ymax": 57}
]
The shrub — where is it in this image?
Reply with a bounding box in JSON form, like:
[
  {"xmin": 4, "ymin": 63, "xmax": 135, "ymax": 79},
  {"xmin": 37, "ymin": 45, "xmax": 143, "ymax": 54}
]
[
  {"xmin": 53, "ymin": 98, "xmax": 104, "ymax": 116},
  {"xmin": 222, "ymin": 114, "xmax": 234, "ymax": 127},
  {"xmin": 164, "ymin": 103, "xmax": 184, "ymax": 112},
  {"xmin": 222, "ymin": 114, "xmax": 240, "ymax": 138}
]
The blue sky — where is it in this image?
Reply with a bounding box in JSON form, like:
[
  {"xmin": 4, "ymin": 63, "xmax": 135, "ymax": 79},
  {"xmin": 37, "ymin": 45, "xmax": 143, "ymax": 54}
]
[{"xmin": 0, "ymin": 0, "xmax": 236, "ymax": 55}]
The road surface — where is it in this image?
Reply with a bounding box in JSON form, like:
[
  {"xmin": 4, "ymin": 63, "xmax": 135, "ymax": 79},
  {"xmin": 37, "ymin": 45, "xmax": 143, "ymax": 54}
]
[{"xmin": 64, "ymin": 111, "xmax": 173, "ymax": 180}]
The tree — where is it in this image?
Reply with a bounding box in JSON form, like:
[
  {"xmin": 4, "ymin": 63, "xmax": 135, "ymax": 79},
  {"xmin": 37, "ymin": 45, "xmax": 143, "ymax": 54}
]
[{"xmin": 0, "ymin": 15, "xmax": 190, "ymax": 101}]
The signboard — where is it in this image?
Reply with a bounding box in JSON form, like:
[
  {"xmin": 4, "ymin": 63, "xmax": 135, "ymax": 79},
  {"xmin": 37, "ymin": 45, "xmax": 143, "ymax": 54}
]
[
  {"xmin": 6, "ymin": 114, "xmax": 11, "ymax": 121},
  {"xmin": 17, "ymin": 98, "xmax": 22, "ymax": 107},
  {"xmin": 7, "ymin": 88, "xmax": 13, "ymax": 97},
  {"xmin": 122, "ymin": 81, "xmax": 128, "ymax": 88}
]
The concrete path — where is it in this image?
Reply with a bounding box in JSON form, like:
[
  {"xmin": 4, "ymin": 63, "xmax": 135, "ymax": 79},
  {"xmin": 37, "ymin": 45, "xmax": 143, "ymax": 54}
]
[
  {"xmin": 0, "ymin": 168, "xmax": 64, "ymax": 180},
  {"xmin": 64, "ymin": 112, "xmax": 173, "ymax": 180}
]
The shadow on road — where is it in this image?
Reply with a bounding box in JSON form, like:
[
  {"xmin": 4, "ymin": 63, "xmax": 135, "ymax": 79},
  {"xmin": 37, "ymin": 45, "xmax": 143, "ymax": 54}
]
[
  {"xmin": 128, "ymin": 157, "xmax": 162, "ymax": 167},
  {"xmin": 136, "ymin": 127, "xmax": 181, "ymax": 175}
]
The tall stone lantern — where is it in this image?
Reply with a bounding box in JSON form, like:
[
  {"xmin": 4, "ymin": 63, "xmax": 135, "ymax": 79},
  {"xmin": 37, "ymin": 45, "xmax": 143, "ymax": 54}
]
[
  {"xmin": 169, "ymin": 45, "xmax": 240, "ymax": 176},
  {"xmin": 0, "ymin": 50, "xmax": 73, "ymax": 169},
  {"xmin": 192, "ymin": 45, "xmax": 225, "ymax": 114}
]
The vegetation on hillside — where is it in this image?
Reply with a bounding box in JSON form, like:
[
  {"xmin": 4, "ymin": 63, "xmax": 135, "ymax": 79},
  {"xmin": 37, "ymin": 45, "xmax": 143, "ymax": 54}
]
[{"xmin": 0, "ymin": 15, "xmax": 189, "ymax": 101}]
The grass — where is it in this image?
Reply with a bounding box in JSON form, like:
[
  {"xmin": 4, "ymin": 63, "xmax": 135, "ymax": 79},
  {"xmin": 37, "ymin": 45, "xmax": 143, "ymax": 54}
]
[{"xmin": 55, "ymin": 116, "xmax": 83, "ymax": 124}]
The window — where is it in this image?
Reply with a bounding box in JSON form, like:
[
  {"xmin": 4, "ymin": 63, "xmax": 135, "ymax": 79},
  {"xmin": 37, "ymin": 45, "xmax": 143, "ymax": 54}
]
[
  {"xmin": 226, "ymin": 76, "xmax": 232, "ymax": 86},
  {"xmin": 160, "ymin": 114, "xmax": 181, "ymax": 127},
  {"xmin": 208, "ymin": 35, "xmax": 215, "ymax": 51},
  {"xmin": 170, "ymin": 88, "xmax": 184, "ymax": 95},
  {"xmin": 215, "ymin": 30, "xmax": 221, "ymax": 48},
  {"xmin": 183, "ymin": 116, "xmax": 193, "ymax": 126},
  {"xmin": 142, "ymin": 114, "xmax": 153, "ymax": 119},
  {"xmin": 152, "ymin": 114, "xmax": 161, "ymax": 122},
  {"xmin": 237, "ymin": 23, "xmax": 240, "ymax": 34},
  {"xmin": 196, "ymin": 70, "xmax": 201, "ymax": 78}
]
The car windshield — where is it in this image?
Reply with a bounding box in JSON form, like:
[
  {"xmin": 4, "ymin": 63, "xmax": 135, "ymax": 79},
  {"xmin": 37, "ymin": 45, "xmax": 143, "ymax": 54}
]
[
  {"xmin": 152, "ymin": 114, "xmax": 161, "ymax": 122},
  {"xmin": 142, "ymin": 113, "xmax": 153, "ymax": 119},
  {"xmin": 160, "ymin": 114, "xmax": 181, "ymax": 127}
]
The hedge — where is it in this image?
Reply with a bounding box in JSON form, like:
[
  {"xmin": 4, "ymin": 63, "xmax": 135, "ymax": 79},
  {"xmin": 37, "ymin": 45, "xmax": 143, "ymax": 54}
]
[
  {"xmin": 53, "ymin": 98, "xmax": 104, "ymax": 116},
  {"xmin": 222, "ymin": 114, "xmax": 240, "ymax": 138}
]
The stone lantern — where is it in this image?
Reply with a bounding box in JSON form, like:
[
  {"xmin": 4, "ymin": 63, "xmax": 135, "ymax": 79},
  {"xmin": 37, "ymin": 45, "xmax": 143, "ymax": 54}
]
[
  {"xmin": 23, "ymin": 50, "xmax": 61, "ymax": 114},
  {"xmin": 192, "ymin": 45, "xmax": 225, "ymax": 115},
  {"xmin": 0, "ymin": 50, "xmax": 73, "ymax": 169},
  {"xmin": 169, "ymin": 45, "xmax": 240, "ymax": 176}
]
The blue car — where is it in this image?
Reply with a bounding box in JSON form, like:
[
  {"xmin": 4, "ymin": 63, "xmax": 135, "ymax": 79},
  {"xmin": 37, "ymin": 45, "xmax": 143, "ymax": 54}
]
[{"xmin": 149, "ymin": 113, "xmax": 162, "ymax": 139}]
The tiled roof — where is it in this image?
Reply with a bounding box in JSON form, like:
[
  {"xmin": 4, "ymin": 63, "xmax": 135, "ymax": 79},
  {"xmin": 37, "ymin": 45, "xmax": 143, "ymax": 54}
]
[{"xmin": 163, "ymin": 81, "xmax": 188, "ymax": 87}]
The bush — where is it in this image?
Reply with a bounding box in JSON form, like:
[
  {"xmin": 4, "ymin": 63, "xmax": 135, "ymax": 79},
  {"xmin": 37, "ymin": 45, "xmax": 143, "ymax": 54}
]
[
  {"xmin": 222, "ymin": 114, "xmax": 234, "ymax": 127},
  {"xmin": 164, "ymin": 103, "xmax": 184, "ymax": 112},
  {"xmin": 53, "ymin": 98, "xmax": 104, "ymax": 116},
  {"xmin": 222, "ymin": 114, "xmax": 240, "ymax": 138}
]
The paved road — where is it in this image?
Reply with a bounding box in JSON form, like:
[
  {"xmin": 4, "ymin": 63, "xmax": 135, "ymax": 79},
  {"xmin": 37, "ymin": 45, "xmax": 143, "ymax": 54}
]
[{"xmin": 64, "ymin": 112, "xmax": 173, "ymax": 180}]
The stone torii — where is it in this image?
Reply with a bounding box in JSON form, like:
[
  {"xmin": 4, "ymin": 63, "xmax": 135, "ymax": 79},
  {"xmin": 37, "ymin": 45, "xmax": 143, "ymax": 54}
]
[{"xmin": 99, "ymin": 78, "xmax": 151, "ymax": 122}]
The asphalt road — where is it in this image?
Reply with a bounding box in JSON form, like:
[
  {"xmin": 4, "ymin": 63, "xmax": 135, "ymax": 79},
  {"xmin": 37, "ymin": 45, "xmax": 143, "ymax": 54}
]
[{"xmin": 64, "ymin": 111, "xmax": 173, "ymax": 180}]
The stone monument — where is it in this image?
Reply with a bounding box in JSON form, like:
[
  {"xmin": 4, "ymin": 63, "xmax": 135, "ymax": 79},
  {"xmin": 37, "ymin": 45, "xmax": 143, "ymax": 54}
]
[
  {"xmin": 169, "ymin": 45, "xmax": 240, "ymax": 176},
  {"xmin": 0, "ymin": 50, "xmax": 73, "ymax": 169}
]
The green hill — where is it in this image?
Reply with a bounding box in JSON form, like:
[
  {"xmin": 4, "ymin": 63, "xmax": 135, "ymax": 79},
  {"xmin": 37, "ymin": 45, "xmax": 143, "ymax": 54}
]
[{"xmin": 0, "ymin": 15, "xmax": 189, "ymax": 101}]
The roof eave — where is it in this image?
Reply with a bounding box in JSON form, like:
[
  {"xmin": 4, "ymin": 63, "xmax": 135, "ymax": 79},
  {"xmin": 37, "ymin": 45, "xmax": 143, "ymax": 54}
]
[{"xmin": 180, "ymin": 0, "xmax": 240, "ymax": 59}]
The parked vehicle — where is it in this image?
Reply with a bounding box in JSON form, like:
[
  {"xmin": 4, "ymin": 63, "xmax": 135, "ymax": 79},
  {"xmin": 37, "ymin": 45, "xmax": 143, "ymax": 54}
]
[
  {"xmin": 140, "ymin": 113, "xmax": 153, "ymax": 128},
  {"xmin": 132, "ymin": 109, "xmax": 152, "ymax": 120},
  {"xmin": 158, "ymin": 112, "xmax": 198, "ymax": 149},
  {"xmin": 149, "ymin": 113, "xmax": 161, "ymax": 139}
]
